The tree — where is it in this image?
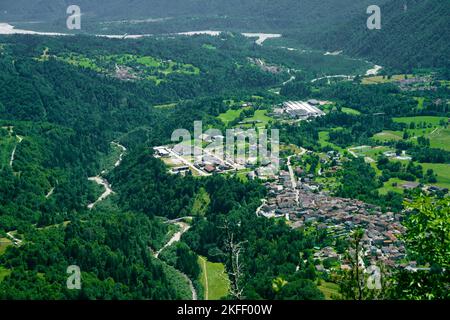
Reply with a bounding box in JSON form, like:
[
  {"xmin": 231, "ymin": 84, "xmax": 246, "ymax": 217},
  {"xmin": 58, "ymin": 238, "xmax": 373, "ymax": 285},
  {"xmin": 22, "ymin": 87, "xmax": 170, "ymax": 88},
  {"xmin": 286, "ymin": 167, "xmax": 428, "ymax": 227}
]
[
  {"xmin": 403, "ymin": 196, "xmax": 449, "ymax": 269},
  {"xmin": 222, "ymin": 220, "xmax": 247, "ymax": 300},
  {"xmin": 391, "ymin": 196, "xmax": 450, "ymax": 300},
  {"xmin": 337, "ymin": 229, "xmax": 391, "ymax": 300}
]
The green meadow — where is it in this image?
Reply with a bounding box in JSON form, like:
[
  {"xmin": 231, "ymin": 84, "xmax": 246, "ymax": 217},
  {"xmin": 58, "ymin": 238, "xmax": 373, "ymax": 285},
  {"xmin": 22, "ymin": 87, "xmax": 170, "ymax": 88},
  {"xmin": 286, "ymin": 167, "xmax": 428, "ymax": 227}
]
[
  {"xmin": 241, "ymin": 110, "xmax": 273, "ymax": 128},
  {"xmin": 420, "ymin": 163, "xmax": 450, "ymax": 189},
  {"xmin": 198, "ymin": 256, "xmax": 230, "ymax": 300},
  {"xmin": 217, "ymin": 109, "xmax": 244, "ymax": 125},
  {"xmin": 318, "ymin": 281, "xmax": 341, "ymax": 300},
  {"xmin": 377, "ymin": 178, "xmax": 409, "ymax": 195},
  {"xmin": 0, "ymin": 266, "xmax": 11, "ymax": 283},
  {"xmin": 0, "ymin": 238, "xmax": 12, "ymax": 255}
]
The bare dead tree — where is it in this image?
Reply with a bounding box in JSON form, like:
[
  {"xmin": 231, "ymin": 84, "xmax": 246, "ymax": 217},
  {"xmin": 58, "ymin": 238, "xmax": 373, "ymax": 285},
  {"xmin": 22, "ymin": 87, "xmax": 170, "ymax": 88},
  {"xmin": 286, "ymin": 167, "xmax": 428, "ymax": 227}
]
[{"xmin": 221, "ymin": 220, "xmax": 247, "ymax": 300}]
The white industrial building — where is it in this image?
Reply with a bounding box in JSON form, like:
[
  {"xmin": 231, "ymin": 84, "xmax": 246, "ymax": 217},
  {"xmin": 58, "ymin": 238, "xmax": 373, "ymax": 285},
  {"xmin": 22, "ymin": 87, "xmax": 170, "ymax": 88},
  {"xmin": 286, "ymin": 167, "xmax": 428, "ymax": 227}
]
[{"xmin": 282, "ymin": 101, "xmax": 325, "ymax": 119}]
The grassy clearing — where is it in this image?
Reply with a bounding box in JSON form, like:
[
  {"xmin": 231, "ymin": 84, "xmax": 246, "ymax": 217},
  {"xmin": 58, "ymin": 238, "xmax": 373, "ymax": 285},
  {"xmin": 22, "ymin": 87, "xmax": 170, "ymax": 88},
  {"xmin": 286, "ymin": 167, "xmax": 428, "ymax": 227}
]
[
  {"xmin": 362, "ymin": 74, "xmax": 413, "ymax": 85},
  {"xmin": 349, "ymin": 146, "xmax": 390, "ymax": 159},
  {"xmin": 393, "ymin": 116, "xmax": 447, "ymax": 126},
  {"xmin": 241, "ymin": 110, "xmax": 273, "ymax": 128},
  {"xmin": 217, "ymin": 109, "xmax": 243, "ymax": 125},
  {"xmin": 414, "ymin": 97, "xmax": 425, "ymax": 110},
  {"xmin": 0, "ymin": 238, "xmax": 12, "ymax": 255},
  {"xmin": 58, "ymin": 54, "xmax": 104, "ymax": 72},
  {"xmin": 373, "ymin": 130, "xmax": 403, "ymax": 142},
  {"xmin": 377, "ymin": 178, "xmax": 408, "ymax": 195},
  {"xmin": 154, "ymin": 103, "xmax": 177, "ymax": 109},
  {"xmin": 341, "ymin": 107, "xmax": 361, "ymax": 115},
  {"xmin": 373, "ymin": 121, "xmax": 449, "ymax": 152},
  {"xmin": 318, "ymin": 131, "xmax": 345, "ymax": 153},
  {"xmin": 318, "ymin": 281, "xmax": 341, "ymax": 300},
  {"xmin": 202, "ymin": 44, "xmax": 216, "ymax": 50},
  {"xmin": 198, "ymin": 256, "xmax": 230, "ymax": 300},
  {"xmin": 192, "ymin": 188, "xmax": 210, "ymax": 217},
  {"xmin": 420, "ymin": 163, "xmax": 450, "ymax": 189},
  {"xmin": 0, "ymin": 266, "xmax": 11, "ymax": 283},
  {"xmin": 391, "ymin": 116, "xmax": 450, "ymax": 151},
  {"xmin": 427, "ymin": 128, "xmax": 450, "ymax": 151}
]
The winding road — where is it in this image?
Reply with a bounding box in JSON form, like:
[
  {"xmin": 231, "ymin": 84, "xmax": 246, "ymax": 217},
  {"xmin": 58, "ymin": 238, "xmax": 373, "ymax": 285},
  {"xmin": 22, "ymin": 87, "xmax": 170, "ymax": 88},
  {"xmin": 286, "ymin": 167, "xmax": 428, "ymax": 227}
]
[
  {"xmin": 154, "ymin": 222, "xmax": 191, "ymax": 259},
  {"xmin": 9, "ymin": 134, "xmax": 23, "ymax": 168},
  {"xmin": 6, "ymin": 231, "xmax": 22, "ymax": 246},
  {"xmin": 153, "ymin": 220, "xmax": 198, "ymax": 300},
  {"xmin": 87, "ymin": 141, "xmax": 127, "ymax": 209}
]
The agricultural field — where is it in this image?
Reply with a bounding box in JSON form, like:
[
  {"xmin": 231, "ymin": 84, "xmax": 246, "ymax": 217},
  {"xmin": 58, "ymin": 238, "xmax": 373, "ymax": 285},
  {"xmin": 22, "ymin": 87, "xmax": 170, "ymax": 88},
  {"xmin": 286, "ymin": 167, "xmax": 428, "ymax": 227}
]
[
  {"xmin": 198, "ymin": 256, "xmax": 230, "ymax": 300},
  {"xmin": 426, "ymin": 127, "xmax": 450, "ymax": 151},
  {"xmin": 318, "ymin": 281, "xmax": 341, "ymax": 300},
  {"xmin": 393, "ymin": 116, "xmax": 448, "ymax": 126},
  {"xmin": 393, "ymin": 116, "xmax": 450, "ymax": 151},
  {"xmin": 377, "ymin": 178, "xmax": 409, "ymax": 195},
  {"xmin": 362, "ymin": 74, "xmax": 413, "ymax": 85},
  {"xmin": 240, "ymin": 110, "xmax": 273, "ymax": 128},
  {"xmin": 217, "ymin": 109, "xmax": 244, "ymax": 125},
  {"xmin": 373, "ymin": 116, "xmax": 450, "ymax": 151},
  {"xmin": 373, "ymin": 130, "xmax": 403, "ymax": 142},
  {"xmin": 320, "ymin": 104, "xmax": 360, "ymax": 116},
  {"xmin": 420, "ymin": 163, "xmax": 450, "ymax": 189}
]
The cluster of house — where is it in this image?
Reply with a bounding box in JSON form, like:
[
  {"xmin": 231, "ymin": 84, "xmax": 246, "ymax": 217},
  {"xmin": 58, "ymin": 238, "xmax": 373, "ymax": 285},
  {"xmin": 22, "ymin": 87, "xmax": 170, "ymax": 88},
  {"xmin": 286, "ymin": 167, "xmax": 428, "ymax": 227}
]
[
  {"xmin": 154, "ymin": 144, "xmax": 240, "ymax": 175},
  {"xmin": 397, "ymin": 76, "xmax": 437, "ymax": 92},
  {"xmin": 383, "ymin": 150, "xmax": 412, "ymax": 161},
  {"xmin": 257, "ymin": 171, "xmax": 409, "ymax": 270},
  {"xmin": 248, "ymin": 57, "xmax": 283, "ymax": 74}
]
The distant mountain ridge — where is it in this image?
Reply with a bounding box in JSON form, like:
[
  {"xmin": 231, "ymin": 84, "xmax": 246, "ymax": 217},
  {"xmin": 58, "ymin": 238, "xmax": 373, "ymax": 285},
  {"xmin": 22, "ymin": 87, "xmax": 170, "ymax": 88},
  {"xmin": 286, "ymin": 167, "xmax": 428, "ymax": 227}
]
[{"xmin": 0, "ymin": 0, "xmax": 448, "ymax": 70}]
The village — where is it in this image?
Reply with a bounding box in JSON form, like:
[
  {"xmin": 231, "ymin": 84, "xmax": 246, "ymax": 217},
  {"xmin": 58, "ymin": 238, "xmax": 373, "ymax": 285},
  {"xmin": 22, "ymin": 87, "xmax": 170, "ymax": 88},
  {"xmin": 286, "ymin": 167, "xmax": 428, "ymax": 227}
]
[
  {"xmin": 255, "ymin": 152, "xmax": 412, "ymax": 274},
  {"xmin": 152, "ymin": 97, "xmax": 446, "ymax": 276}
]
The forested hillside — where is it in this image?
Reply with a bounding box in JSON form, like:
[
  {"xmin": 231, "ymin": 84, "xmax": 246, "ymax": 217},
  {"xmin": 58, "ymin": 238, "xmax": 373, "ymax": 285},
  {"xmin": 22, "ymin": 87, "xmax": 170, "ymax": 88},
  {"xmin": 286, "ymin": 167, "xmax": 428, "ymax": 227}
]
[
  {"xmin": 0, "ymin": 0, "xmax": 376, "ymax": 25},
  {"xmin": 299, "ymin": 0, "xmax": 450, "ymax": 71},
  {"xmin": 2, "ymin": 0, "xmax": 448, "ymax": 70},
  {"xmin": 109, "ymin": 148, "xmax": 326, "ymax": 300}
]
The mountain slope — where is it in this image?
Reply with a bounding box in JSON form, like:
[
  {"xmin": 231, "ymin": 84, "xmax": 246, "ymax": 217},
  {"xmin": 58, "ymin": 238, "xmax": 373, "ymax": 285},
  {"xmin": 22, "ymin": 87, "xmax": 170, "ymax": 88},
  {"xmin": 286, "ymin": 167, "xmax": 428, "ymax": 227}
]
[
  {"xmin": 1, "ymin": 1, "xmax": 448, "ymax": 70},
  {"xmin": 300, "ymin": 0, "xmax": 450, "ymax": 71}
]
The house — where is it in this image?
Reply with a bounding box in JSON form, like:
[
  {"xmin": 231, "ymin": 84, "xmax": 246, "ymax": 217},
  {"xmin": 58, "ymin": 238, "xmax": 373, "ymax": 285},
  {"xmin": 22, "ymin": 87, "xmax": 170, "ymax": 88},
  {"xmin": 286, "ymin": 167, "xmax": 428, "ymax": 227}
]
[
  {"xmin": 308, "ymin": 99, "xmax": 319, "ymax": 105},
  {"xmin": 204, "ymin": 165, "xmax": 216, "ymax": 173},
  {"xmin": 401, "ymin": 182, "xmax": 420, "ymax": 190},
  {"xmin": 171, "ymin": 166, "xmax": 190, "ymax": 174},
  {"xmin": 428, "ymin": 185, "xmax": 449, "ymax": 194},
  {"xmin": 154, "ymin": 147, "xmax": 170, "ymax": 157}
]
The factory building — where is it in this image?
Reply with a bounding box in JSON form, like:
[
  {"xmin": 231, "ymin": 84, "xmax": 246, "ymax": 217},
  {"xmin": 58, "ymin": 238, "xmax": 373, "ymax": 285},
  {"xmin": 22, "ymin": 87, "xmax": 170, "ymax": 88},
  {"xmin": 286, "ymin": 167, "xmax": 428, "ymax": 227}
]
[{"xmin": 282, "ymin": 101, "xmax": 325, "ymax": 119}]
